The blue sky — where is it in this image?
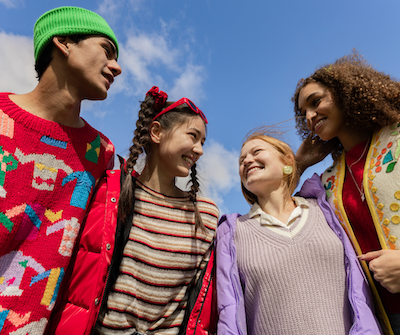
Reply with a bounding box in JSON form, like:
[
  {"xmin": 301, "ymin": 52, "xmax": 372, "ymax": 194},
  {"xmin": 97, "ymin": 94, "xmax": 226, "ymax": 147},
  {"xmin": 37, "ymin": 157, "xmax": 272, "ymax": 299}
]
[{"xmin": 1, "ymin": 0, "xmax": 400, "ymax": 215}]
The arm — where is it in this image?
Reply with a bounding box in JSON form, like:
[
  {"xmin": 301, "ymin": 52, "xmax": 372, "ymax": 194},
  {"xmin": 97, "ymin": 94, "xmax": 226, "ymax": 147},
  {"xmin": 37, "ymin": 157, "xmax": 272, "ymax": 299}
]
[
  {"xmin": 295, "ymin": 137, "xmax": 333, "ymax": 176},
  {"xmin": 215, "ymin": 215, "xmax": 247, "ymax": 335}
]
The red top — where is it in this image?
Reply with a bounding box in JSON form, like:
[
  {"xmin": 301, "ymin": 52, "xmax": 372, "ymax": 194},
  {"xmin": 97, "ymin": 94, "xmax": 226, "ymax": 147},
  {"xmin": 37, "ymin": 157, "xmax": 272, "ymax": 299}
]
[
  {"xmin": 0, "ymin": 93, "xmax": 115, "ymax": 333},
  {"xmin": 344, "ymin": 140, "xmax": 400, "ymax": 313}
]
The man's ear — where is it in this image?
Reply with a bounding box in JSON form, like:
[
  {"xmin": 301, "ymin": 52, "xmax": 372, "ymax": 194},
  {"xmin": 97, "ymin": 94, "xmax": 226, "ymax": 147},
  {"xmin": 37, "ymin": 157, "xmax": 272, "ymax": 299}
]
[
  {"xmin": 52, "ymin": 36, "xmax": 69, "ymax": 57},
  {"xmin": 149, "ymin": 121, "xmax": 163, "ymax": 144}
]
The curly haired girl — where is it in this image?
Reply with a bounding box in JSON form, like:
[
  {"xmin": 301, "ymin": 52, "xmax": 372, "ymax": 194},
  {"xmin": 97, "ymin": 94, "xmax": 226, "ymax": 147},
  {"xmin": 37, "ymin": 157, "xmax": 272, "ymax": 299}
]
[{"xmin": 293, "ymin": 50, "xmax": 400, "ymax": 334}]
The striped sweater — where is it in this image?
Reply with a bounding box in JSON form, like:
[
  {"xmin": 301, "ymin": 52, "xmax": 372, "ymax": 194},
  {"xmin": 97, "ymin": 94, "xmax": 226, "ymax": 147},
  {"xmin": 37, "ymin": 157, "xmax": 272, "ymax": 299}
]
[{"xmin": 97, "ymin": 180, "xmax": 219, "ymax": 335}]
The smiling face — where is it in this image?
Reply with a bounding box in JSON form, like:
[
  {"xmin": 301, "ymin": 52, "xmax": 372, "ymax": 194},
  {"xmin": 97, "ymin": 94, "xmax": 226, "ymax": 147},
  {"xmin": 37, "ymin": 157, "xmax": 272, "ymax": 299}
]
[
  {"xmin": 297, "ymin": 82, "xmax": 345, "ymax": 142},
  {"xmin": 64, "ymin": 35, "xmax": 121, "ymax": 100},
  {"xmin": 156, "ymin": 115, "xmax": 206, "ymax": 179},
  {"xmin": 239, "ymin": 138, "xmax": 288, "ymax": 198}
]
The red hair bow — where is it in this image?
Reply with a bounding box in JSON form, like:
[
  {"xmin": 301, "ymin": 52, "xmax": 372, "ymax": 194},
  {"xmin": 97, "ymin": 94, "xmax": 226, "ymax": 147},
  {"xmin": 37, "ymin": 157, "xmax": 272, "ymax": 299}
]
[{"xmin": 146, "ymin": 86, "xmax": 168, "ymax": 111}]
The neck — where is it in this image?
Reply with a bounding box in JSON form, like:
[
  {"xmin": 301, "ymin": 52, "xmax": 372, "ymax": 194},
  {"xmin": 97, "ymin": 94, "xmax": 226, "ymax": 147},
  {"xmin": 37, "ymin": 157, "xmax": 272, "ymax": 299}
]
[
  {"xmin": 257, "ymin": 187, "xmax": 296, "ymax": 223},
  {"xmin": 338, "ymin": 128, "xmax": 373, "ymax": 152},
  {"xmin": 138, "ymin": 165, "xmax": 185, "ymax": 197},
  {"xmin": 10, "ymin": 67, "xmax": 85, "ymax": 128}
]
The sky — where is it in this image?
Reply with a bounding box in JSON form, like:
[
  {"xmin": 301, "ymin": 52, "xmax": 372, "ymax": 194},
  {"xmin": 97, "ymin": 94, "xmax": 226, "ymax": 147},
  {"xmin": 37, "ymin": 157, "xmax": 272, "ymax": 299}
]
[{"xmin": 1, "ymin": 0, "xmax": 400, "ymax": 216}]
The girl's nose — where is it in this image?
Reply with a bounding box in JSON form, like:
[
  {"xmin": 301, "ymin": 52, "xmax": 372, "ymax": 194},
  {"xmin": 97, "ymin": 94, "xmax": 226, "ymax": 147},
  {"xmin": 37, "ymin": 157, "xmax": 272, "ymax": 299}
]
[
  {"xmin": 193, "ymin": 142, "xmax": 203, "ymax": 156},
  {"xmin": 306, "ymin": 109, "xmax": 318, "ymax": 129}
]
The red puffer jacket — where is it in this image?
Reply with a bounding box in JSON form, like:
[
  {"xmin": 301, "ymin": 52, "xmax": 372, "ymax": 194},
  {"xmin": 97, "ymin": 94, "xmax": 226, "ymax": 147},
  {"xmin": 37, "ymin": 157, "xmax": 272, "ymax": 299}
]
[{"xmin": 47, "ymin": 169, "xmax": 217, "ymax": 335}]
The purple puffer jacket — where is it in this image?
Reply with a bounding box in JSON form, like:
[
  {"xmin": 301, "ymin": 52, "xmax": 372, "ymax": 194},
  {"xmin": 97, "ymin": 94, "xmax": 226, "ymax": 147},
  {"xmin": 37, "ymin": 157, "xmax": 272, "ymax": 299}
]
[{"xmin": 215, "ymin": 174, "xmax": 382, "ymax": 335}]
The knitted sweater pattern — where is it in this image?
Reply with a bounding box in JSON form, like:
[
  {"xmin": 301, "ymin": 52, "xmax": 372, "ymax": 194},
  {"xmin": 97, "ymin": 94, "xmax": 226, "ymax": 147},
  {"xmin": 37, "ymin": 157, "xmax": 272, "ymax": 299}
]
[
  {"xmin": 321, "ymin": 122, "xmax": 400, "ymax": 251},
  {"xmin": 321, "ymin": 122, "xmax": 400, "ymax": 333},
  {"xmin": 235, "ymin": 198, "xmax": 351, "ymax": 335},
  {"xmin": 0, "ymin": 93, "xmax": 115, "ymax": 334}
]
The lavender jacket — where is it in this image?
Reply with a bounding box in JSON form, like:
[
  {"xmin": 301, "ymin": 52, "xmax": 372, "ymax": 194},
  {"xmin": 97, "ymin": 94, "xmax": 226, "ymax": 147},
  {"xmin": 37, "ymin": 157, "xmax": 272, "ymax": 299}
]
[{"xmin": 215, "ymin": 174, "xmax": 382, "ymax": 335}]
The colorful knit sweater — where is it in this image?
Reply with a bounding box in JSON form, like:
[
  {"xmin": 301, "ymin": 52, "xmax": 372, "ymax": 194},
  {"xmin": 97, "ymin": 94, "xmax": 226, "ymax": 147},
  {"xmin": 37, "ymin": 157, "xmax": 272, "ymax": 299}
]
[
  {"xmin": 0, "ymin": 93, "xmax": 115, "ymax": 334},
  {"xmin": 321, "ymin": 122, "xmax": 400, "ymax": 334},
  {"xmin": 96, "ymin": 180, "xmax": 219, "ymax": 335}
]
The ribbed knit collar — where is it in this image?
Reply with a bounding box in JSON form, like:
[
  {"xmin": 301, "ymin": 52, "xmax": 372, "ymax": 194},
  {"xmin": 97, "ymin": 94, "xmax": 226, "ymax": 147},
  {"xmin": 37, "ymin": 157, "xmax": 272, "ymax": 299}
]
[
  {"xmin": 0, "ymin": 92, "xmax": 99, "ymax": 143},
  {"xmin": 135, "ymin": 179, "xmax": 191, "ymax": 202}
]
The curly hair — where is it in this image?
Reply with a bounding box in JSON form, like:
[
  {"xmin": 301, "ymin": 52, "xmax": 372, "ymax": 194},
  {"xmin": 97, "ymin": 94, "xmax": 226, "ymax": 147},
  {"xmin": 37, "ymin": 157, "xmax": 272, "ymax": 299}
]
[
  {"xmin": 240, "ymin": 132, "xmax": 299, "ymax": 205},
  {"xmin": 292, "ymin": 50, "xmax": 400, "ymax": 159},
  {"xmin": 118, "ymin": 94, "xmax": 207, "ymax": 234}
]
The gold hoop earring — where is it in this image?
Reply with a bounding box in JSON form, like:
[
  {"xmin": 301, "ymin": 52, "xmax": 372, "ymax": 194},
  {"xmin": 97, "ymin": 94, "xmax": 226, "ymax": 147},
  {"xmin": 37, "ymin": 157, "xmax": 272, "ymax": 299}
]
[{"xmin": 283, "ymin": 166, "xmax": 293, "ymax": 175}]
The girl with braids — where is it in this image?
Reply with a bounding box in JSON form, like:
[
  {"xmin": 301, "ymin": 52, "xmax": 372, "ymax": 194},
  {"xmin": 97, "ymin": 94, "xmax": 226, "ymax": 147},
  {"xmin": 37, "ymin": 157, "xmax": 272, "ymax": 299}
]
[
  {"xmin": 47, "ymin": 87, "xmax": 219, "ymax": 335},
  {"xmin": 216, "ymin": 130, "xmax": 381, "ymax": 335},
  {"xmin": 293, "ymin": 50, "xmax": 400, "ymax": 334}
]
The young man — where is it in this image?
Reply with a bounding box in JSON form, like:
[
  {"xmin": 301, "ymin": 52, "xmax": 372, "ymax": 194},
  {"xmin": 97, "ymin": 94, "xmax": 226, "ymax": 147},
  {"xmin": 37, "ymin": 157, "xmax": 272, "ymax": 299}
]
[{"xmin": 0, "ymin": 6, "xmax": 121, "ymax": 334}]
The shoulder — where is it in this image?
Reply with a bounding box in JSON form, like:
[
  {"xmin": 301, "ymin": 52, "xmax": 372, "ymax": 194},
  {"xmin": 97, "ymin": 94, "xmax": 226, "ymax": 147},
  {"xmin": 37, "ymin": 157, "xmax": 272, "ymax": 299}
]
[
  {"xmin": 81, "ymin": 118, "xmax": 115, "ymax": 150},
  {"xmin": 217, "ymin": 213, "xmax": 244, "ymax": 240},
  {"xmin": 195, "ymin": 195, "xmax": 219, "ymax": 218},
  {"xmin": 195, "ymin": 195, "xmax": 219, "ymax": 230}
]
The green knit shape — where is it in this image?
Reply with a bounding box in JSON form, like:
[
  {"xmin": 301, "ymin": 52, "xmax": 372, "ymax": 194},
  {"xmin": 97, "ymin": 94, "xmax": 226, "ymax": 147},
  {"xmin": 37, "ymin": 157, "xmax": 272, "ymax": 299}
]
[
  {"xmin": 0, "ymin": 212, "xmax": 13, "ymax": 232},
  {"xmin": 19, "ymin": 260, "xmax": 28, "ymax": 268},
  {"xmin": 85, "ymin": 134, "xmax": 101, "ymax": 164},
  {"xmin": 34, "ymin": 6, "xmax": 119, "ymax": 61}
]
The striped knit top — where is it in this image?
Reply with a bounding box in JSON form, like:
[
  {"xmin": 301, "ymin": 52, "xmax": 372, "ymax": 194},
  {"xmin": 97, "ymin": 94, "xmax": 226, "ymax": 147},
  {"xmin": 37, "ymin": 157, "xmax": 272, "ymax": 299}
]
[{"xmin": 97, "ymin": 180, "xmax": 219, "ymax": 335}]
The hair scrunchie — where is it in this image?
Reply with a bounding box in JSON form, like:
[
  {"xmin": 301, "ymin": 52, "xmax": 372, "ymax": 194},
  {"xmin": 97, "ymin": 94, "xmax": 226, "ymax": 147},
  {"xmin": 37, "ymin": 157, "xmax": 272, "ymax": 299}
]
[{"xmin": 146, "ymin": 86, "xmax": 168, "ymax": 111}]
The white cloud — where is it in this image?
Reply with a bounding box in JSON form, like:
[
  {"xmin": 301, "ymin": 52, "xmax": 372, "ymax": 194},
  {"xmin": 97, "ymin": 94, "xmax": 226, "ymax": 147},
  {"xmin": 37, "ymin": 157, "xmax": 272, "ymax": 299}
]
[
  {"xmin": 0, "ymin": 31, "xmax": 36, "ymax": 94},
  {"xmin": 119, "ymin": 27, "xmax": 207, "ymax": 102},
  {"xmin": 0, "ymin": 0, "xmax": 22, "ymax": 8},
  {"xmin": 97, "ymin": 0, "xmax": 143, "ymax": 17},
  {"xmin": 120, "ymin": 32, "xmax": 179, "ymax": 95},
  {"xmin": 176, "ymin": 140, "xmax": 239, "ymax": 213},
  {"xmin": 97, "ymin": 0, "xmax": 119, "ymax": 16},
  {"xmin": 168, "ymin": 64, "xmax": 207, "ymax": 101}
]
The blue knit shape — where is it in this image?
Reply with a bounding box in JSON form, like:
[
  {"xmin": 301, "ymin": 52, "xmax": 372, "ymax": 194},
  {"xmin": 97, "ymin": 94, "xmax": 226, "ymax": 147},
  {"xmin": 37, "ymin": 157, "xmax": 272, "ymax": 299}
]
[
  {"xmin": 50, "ymin": 267, "xmax": 65, "ymax": 305},
  {"xmin": 25, "ymin": 204, "xmax": 42, "ymax": 229},
  {"xmin": 40, "ymin": 135, "xmax": 68, "ymax": 149},
  {"xmin": 0, "ymin": 310, "xmax": 9, "ymax": 332},
  {"xmin": 62, "ymin": 171, "xmax": 95, "ymax": 209},
  {"xmin": 30, "ymin": 269, "xmax": 51, "ymax": 286}
]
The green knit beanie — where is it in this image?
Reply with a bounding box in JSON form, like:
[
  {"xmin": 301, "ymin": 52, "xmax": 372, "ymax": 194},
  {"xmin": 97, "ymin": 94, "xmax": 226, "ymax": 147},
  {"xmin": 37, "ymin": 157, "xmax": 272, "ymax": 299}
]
[{"xmin": 34, "ymin": 6, "xmax": 119, "ymax": 62}]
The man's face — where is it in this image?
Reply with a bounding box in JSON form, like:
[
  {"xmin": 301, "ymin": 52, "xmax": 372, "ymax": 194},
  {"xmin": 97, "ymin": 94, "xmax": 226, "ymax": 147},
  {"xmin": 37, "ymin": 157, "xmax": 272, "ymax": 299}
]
[{"xmin": 64, "ymin": 36, "xmax": 121, "ymax": 100}]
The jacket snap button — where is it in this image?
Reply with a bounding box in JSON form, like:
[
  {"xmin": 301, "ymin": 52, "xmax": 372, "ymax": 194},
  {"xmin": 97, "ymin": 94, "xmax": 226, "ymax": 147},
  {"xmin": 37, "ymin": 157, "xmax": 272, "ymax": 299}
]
[
  {"xmin": 111, "ymin": 197, "xmax": 116, "ymax": 203},
  {"xmin": 106, "ymin": 243, "xmax": 111, "ymax": 250},
  {"xmin": 94, "ymin": 298, "xmax": 99, "ymax": 305},
  {"xmin": 110, "ymin": 171, "xmax": 115, "ymax": 174}
]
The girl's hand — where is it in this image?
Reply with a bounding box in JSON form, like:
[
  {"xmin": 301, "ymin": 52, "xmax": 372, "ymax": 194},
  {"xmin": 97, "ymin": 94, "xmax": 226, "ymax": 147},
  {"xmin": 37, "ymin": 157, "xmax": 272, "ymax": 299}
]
[
  {"xmin": 359, "ymin": 250, "xmax": 400, "ymax": 293},
  {"xmin": 295, "ymin": 137, "xmax": 331, "ymax": 176}
]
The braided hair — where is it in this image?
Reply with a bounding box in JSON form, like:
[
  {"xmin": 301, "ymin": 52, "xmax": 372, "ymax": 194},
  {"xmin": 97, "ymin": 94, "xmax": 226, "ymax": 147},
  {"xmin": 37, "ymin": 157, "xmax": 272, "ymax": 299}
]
[{"xmin": 118, "ymin": 88, "xmax": 207, "ymax": 234}]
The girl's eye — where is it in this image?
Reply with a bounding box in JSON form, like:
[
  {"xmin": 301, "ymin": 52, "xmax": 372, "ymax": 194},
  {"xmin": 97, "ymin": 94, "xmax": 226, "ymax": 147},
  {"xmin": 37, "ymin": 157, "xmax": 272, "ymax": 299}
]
[
  {"xmin": 189, "ymin": 132, "xmax": 197, "ymax": 139},
  {"xmin": 311, "ymin": 97, "xmax": 321, "ymax": 106}
]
